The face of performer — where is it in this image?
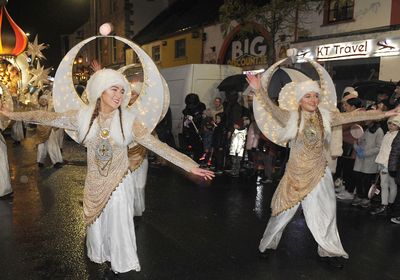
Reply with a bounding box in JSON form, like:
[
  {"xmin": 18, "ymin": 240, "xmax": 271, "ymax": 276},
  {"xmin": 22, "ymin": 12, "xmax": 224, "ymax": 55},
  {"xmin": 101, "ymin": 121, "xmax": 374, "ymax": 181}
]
[
  {"xmin": 299, "ymin": 91, "xmax": 319, "ymax": 112},
  {"xmin": 100, "ymin": 84, "xmax": 125, "ymax": 113}
]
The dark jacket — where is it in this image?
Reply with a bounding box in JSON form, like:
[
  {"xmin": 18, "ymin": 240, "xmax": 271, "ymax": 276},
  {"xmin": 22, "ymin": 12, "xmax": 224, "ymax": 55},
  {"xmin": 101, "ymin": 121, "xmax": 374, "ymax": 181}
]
[
  {"xmin": 212, "ymin": 123, "xmax": 226, "ymax": 149},
  {"xmin": 388, "ymin": 132, "xmax": 400, "ymax": 184}
]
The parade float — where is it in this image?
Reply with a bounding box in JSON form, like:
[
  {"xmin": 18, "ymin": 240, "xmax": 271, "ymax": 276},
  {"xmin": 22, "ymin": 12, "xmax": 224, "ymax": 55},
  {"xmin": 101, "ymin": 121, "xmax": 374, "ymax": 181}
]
[{"xmin": 0, "ymin": 0, "xmax": 51, "ymax": 109}]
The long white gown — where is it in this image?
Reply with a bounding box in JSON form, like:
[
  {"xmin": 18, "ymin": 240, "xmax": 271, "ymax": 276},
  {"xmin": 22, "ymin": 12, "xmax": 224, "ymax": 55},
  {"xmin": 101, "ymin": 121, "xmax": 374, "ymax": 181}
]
[
  {"xmin": 11, "ymin": 121, "xmax": 24, "ymax": 142},
  {"xmin": 132, "ymin": 158, "xmax": 148, "ymax": 217},
  {"xmin": 37, "ymin": 129, "xmax": 63, "ymax": 165},
  {"xmin": 86, "ymin": 171, "xmax": 141, "ymax": 273}
]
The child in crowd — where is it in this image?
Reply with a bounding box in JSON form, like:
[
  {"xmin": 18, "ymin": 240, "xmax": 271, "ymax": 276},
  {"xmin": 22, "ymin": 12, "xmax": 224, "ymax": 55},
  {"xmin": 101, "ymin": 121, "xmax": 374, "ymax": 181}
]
[
  {"xmin": 352, "ymin": 120, "xmax": 384, "ymax": 208},
  {"xmin": 229, "ymin": 118, "xmax": 247, "ymax": 177},
  {"xmin": 211, "ymin": 112, "xmax": 226, "ymax": 174},
  {"xmin": 199, "ymin": 110, "xmax": 214, "ymax": 166},
  {"xmin": 371, "ymin": 115, "xmax": 400, "ymax": 215}
]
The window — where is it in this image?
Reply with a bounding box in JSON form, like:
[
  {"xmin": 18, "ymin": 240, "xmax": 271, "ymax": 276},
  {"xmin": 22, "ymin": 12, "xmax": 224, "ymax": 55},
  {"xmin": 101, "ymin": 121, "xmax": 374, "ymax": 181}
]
[
  {"xmin": 110, "ymin": 0, "xmax": 117, "ymax": 13},
  {"xmin": 175, "ymin": 39, "xmax": 186, "ymax": 58},
  {"xmin": 152, "ymin": 45, "xmax": 160, "ymax": 62},
  {"xmin": 326, "ymin": 0, "xmax": 354, "ymax": 23}
]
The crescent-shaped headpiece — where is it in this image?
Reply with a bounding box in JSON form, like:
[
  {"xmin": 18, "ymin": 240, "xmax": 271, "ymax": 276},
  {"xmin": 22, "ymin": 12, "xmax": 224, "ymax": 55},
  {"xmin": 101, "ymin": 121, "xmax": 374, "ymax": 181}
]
[
  {"xmin": 253, "ymin": 58, "xmax": 337, "ymax": 147},
  {"xmin": 117, "ymin": 63, "xmax": 170, "ymax": 123},
  {"xmin": 53, "ymin": 35, "xmax": 166, "ymax": 142}
]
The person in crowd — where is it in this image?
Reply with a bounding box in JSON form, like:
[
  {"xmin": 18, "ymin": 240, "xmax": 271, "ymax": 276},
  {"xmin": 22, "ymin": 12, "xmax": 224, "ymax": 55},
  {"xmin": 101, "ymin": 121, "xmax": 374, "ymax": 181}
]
[
  {"xmin": 210, "ymin": 97, "xmax": 224, "ymax": 121},
  {"xmin": 199, "ymin": 110, "xmax": 214, "ymax": 166},
  {"xmin": 336, "ymin": 89, "xmax": 363, "ymax": 200},
  {"xmin": 371, "ymin": 98, "xmax": 391, "ymax": 133},
  {"xmin": 247, "ymin": 71, "xmax": 399, "ymax": 269},
  {"xmin": 389, "ymin": 81, "xmax": 400, "ymax": 107},
  {"xmin": 245, "ymin": 114, "xmax": 260, "ymax": 172},
  {"xmin": 351, "ymin": 118, "xmax": 383, "ymax": 208},
  {"xmin": 7, "ymin": 65, "xmax": 24, "ymax": 145},
  {"xmin": 388, "ymin": 122, "xmax": 400, "ymax": 224},
  {"xmin": 224, "ymin": 90, "xmax": 249, "ymax": 134},
  {"xmin": 371, "ymin": 116, "xmax": 400, "ymax": 215},
  {"xmin": 35, "ymin": 93, "xmax": 64, "ymax": 168},
  {"xmin": 229, "ymin": 118, "xmax": 247, "ymax": 177},
  {"xmin": 259, "ymin": 133, "xmax": 278, "ymax": 184},
  {"xmin": 0, "ymin": 68, "xmax": 214, "ymax": 277},
  {"xmin": 211, "ymin": 112, "xmax": 226, "ymax": 175},
  {"xmin": 155, "ymin": 107, "xmax": 175, "ymax": 148},
  {"xmin": 182, "ymin": 93, "xmax": 205, "ymax": 161}
]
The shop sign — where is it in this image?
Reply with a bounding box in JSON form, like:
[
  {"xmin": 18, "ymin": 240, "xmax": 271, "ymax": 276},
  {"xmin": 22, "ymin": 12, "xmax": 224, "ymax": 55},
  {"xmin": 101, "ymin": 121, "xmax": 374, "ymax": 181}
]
[
  {"xmin": 295, "ymin": 37, "xmax": 400, "ymax": 62},
  {"xmin": 316, "ymin": 40, "xmax": 370, "ymax": 60},
  {"xmin": 218, "ymin": 24, "xmax": 269, "ymax": 67}
]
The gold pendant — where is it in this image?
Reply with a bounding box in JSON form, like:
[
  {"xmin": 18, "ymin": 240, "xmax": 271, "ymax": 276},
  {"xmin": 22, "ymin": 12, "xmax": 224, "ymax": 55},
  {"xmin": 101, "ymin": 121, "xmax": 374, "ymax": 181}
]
[{"xmin": 100, "ymin": 128, "xmax": 110, "ymax": 139}]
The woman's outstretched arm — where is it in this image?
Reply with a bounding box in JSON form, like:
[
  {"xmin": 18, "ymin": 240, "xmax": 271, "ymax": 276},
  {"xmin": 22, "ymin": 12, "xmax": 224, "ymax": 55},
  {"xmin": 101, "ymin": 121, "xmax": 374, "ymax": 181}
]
[
  {"xmin": 330, "ymin": 108, "xmax": 399, "ymax": 127},
  {"xmin": 246, "ymin": 74, "xmax": 289, "ymax": 126},
  {"xmin": 132, "ymin": 121, "xmax": 214, "ymax": 180},
  {"xmin": 0, "ymin": 106, "xmax": 78, "ymax": 131}
]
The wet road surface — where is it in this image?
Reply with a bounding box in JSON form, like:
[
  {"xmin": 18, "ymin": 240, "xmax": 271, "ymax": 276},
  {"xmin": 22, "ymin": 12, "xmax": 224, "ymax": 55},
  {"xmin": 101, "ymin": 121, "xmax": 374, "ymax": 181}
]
[{"xmin": 1, "ymin": 132, "xmax": 400, "ymax": 280}]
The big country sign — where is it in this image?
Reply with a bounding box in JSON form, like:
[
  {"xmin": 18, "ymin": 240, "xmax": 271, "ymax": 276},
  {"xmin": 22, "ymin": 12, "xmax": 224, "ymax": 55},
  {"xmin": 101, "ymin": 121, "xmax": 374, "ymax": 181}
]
[{"xmin": 218, "ymin": 24, "xmax": 270, "ymax": 67}]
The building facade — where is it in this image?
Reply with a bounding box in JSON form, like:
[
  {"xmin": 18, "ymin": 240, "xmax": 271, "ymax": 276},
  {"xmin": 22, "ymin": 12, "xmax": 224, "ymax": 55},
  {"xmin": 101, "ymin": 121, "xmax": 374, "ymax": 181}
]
[{"xmin": 291, "ymin": 0, "xmax": 400, "ymax": 93}]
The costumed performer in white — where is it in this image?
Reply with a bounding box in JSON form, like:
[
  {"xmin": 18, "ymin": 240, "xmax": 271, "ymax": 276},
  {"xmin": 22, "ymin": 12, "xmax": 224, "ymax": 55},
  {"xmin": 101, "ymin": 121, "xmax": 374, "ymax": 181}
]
[
  {"xmin": 7, "ymin": 65, "xmax": 24, "ymax": 145},
  {"xmin": 92, "ymin": 60, "xmax": 150, "ymax": 218},
  {"xmin": 0, "ymin": 47, "xmax": 213, "ymax": 276},
  {"xmin": 36, "ymin": 93, "xmax": 64, "ymax": 168},
  {"xmin": 246, "ymin": 57, "xmax": 400, "ymax": 269},
  {"xmin": 0, "ymin": 85, "xmax": 13, "ymax": 198}
]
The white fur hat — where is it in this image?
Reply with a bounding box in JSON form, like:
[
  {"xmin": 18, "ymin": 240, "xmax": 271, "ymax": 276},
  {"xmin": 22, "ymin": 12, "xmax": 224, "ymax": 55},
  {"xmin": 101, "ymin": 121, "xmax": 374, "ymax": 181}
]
[
  {"xmin": 341, "ymin": 86, "xmax": 358, "ymax": 103},
  {"xmin": 86, "ymin": 68, "xmax": 131, "ymax": 107},
  {"xmin": 388, "ymin": 115, "xmax": 400, "ymax": 127},
  {"xmin": 295, "ymin": 80, "xmax": 321, "ymax": 102}
]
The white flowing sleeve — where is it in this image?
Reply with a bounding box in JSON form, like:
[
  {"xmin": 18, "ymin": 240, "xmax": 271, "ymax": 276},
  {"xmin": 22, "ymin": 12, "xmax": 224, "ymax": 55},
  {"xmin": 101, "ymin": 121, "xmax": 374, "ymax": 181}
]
[
  {"xmin": 8, "ymin": 110, "xmax": 78, "ymax": 131},
  {"xmin": 132, "ymin": 121, "xmax": 199, "ymax": 172}
]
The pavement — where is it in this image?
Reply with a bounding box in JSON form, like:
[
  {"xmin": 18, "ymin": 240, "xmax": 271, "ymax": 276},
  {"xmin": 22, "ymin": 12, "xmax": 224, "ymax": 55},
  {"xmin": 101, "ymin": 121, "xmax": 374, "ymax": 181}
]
[{"xmin": 1, "ymin": 132, "xmax": 400, "ymax": 280}]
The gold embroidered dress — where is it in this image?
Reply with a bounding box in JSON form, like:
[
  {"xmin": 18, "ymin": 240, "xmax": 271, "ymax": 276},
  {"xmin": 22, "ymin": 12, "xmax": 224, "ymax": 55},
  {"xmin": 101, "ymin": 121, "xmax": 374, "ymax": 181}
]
[
  {"xmin": 255, "ymin": 89, "xmax": 386, "ymax": 216},
  {"xmin": 8, "ymin": 110, "xmax": 199, "ymax": 225}
]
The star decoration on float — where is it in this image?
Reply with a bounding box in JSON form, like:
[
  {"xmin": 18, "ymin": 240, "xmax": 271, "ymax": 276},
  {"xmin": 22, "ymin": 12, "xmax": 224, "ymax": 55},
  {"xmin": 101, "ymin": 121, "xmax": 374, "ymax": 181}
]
[
  {"xmin": 29, "ymin": 61, "xmax": 51, "ymax": 88},
  {"xmin": 26, "ymin": 35, "xmax": 48, "ymax": 62}
]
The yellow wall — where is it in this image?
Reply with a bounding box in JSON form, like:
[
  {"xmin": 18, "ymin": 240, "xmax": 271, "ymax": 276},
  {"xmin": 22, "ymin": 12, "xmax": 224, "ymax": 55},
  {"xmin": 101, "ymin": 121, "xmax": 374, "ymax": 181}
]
[{"xmin": 135, "ymin": 31, "xmax": 203, "ymax": 68}]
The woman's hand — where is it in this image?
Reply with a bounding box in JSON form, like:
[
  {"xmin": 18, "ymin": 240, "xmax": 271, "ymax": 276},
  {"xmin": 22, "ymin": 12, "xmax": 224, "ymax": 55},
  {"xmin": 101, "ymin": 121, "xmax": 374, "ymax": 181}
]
[
  {"xmin": 190, "ymin": 167, "xmax": 215, "ymax": 180},
  {"xmin": 90, "ymin": 59, "xmax": 102, "ymax": 72},
  {"xmin": 246, "ymin": 74, "xmax": 261, "ymax": 91},
  {"xmin": 385, "ymin": 105, "xmax": 400, "ymax": 117}
]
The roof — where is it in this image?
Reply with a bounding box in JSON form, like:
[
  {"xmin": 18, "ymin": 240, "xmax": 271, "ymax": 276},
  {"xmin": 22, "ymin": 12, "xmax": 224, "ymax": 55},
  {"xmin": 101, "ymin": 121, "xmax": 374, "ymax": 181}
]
[{"xmin": 133, "ymin": 0, "xmax": 224, "ymax": 45}]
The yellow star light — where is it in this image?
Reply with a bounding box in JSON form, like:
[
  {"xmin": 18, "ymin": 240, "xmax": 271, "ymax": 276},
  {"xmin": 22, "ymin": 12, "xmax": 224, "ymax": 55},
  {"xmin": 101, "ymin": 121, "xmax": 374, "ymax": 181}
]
[
  {"xmin": 29, "ymin": 61, "xmax": 51, "ymax": 89},
  {"xmin": 26, "ymin": 35, "xmax": 48, "ymax": 62}
]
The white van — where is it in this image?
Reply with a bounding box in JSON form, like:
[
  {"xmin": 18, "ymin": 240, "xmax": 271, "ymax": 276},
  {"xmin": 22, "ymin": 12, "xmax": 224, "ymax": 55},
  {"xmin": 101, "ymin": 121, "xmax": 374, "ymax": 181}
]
[{"xmin": 160, "ymin": 64, "xmax": 242, "ymax": 145}]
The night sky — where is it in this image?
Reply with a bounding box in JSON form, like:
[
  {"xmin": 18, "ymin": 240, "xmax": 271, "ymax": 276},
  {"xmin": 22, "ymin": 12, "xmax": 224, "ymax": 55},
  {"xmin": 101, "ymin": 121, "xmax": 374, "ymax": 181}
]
[{"xmin": 5, "ymin": 0, "xmax": 90, "ymax": 70}]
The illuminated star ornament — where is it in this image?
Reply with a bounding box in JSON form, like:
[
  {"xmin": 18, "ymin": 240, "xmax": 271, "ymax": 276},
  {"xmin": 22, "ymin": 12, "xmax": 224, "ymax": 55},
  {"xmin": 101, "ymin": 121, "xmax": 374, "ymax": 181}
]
[
  {"xmin": 26, "ymin": 35, "xmax": 48, "ymax": 62},
  {"xmin": 29, "ymin": 61, "xmax": 51, "ymax": 88}
]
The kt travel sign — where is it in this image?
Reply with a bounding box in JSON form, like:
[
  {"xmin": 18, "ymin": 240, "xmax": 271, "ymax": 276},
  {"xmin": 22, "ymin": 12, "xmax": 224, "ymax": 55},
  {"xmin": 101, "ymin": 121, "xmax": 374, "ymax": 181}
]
[{"xmin": 295, "ymin": 38, "xmax": 400, "ymax": 62}]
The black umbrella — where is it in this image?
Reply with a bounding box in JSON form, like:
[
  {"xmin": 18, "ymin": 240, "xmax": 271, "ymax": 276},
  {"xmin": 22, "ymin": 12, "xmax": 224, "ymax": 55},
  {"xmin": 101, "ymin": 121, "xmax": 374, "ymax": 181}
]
[
  {"xmin": 267, "ymin": 68, "xmax": 293, "ymax": 99},
  {"xmin": 352, "ymin": 80, "xmax": 396, "ymax": 101},
  {"xmin": 217, "ymin": 74, "xmax": 247, "ymax": 92}
]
